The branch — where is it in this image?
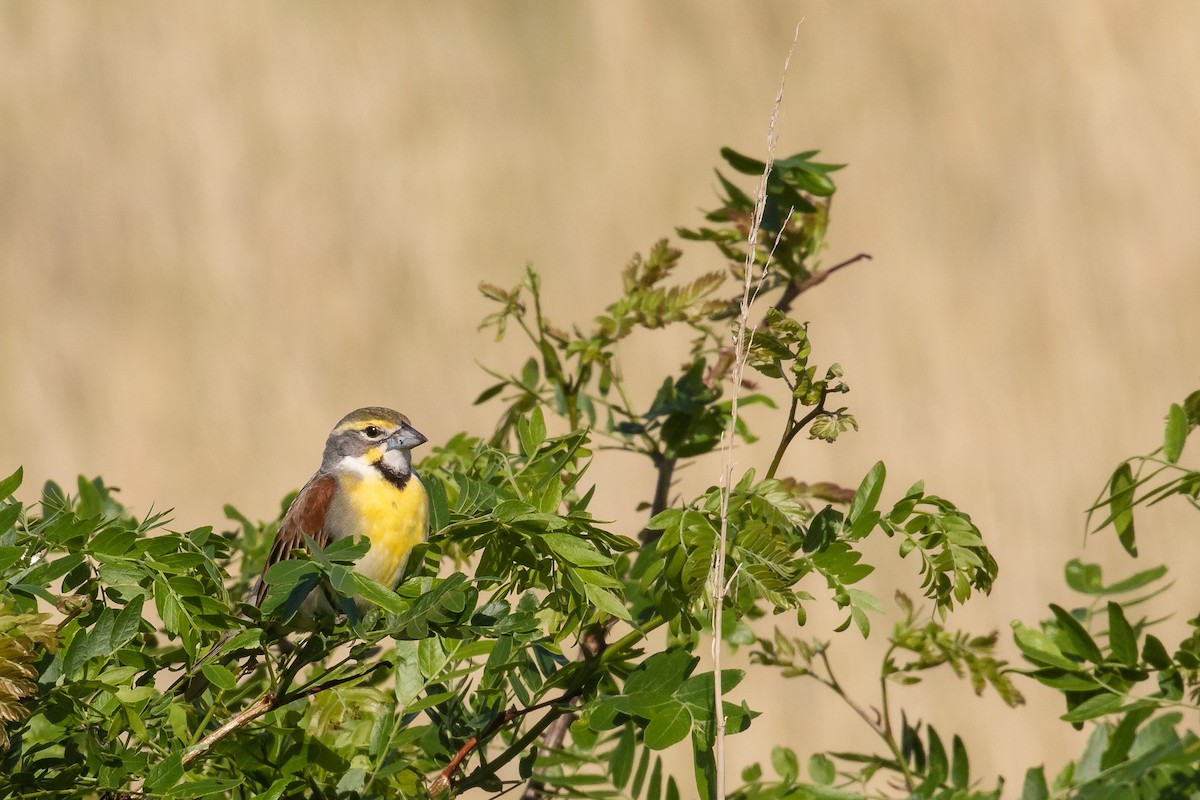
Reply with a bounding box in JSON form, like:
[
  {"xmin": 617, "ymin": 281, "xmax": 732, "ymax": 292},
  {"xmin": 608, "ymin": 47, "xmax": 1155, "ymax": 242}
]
[
  {"xmin": 437, "ymin": 616, "xmax": 663, "ymax": 797},
  {"xmin": 429, "ymin": 692, "xmax": 576, "ymax": 797},
  {"xmin": 518, "ymin": 625, "xmax": 608, "ymax": 800},
  {"xmin": 181, "ymin": 691, "xmax": 275, "ymax": 768},
  {"xmin": 639, "ymin": 452, "xmax": 677, "ymax": 544},
  {"xmin": 809, "ymin": 648, "xmax": 917, "ymax": 792},
  {"xmin": 766, "ymin": 252, "xmax": 872, "ymax": 325},
  {"xmin": 175, "ymin": 660, "xmax": 386, "ymax": 771},
  {"xmin": 766, "ymin": 385, "xmax": 830, "ymax": 480}
]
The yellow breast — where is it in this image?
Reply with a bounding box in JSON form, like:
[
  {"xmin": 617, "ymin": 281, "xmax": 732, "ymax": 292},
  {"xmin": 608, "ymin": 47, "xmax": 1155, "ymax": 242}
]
[{"xmin": 328, "ymin": 470, "xmax": 429, "ymax": 590}]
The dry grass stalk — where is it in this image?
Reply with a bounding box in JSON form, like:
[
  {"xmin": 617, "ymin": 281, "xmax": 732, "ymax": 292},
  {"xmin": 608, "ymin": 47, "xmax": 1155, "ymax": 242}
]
[{"xmin": 710, "ymin": 22, "xmax": 802, "ymax": 800}]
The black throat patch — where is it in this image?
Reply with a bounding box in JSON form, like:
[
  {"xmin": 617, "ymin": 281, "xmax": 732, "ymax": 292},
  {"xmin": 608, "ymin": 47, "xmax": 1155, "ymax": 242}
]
[{"xmin": 375, "ymin": 461, "xmax": 411, "ymax": 492}]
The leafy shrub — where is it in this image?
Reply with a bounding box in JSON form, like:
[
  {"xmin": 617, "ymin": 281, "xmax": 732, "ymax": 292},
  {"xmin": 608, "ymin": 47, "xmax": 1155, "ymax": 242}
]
[{"xmin": 1, "ymin": 147, "xmax": 1196, "ymax": 800}]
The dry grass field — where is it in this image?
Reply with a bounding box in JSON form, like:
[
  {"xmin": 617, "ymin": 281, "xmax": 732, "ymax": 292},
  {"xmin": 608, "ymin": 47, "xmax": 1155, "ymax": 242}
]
[{"xmin": 3, "ymin": 2, "xmax": 1198, "ymax": 790}]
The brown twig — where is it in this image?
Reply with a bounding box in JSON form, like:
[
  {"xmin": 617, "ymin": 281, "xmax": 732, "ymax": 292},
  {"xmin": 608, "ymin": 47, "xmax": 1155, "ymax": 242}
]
[
  {"xmin": 175, "ymin": 660, "xmax": 387, "ymax": 772},
  {"xmin": 429, "ymin": 692, "xmax": 577, "ymax": 797},
  {"xmin": 181, "ymin": 691, "xmax": 275, "ymax": 768},
  {"xmin": 518, "ymin": 625, "xmax": 608, "ymax": 800},
  {"xmin": 767, "ymin": 252, "xmax": 872, "ymax": 324},
  {"xmin": 810, "ymin": 647, "xmax": 917, "ymax": 792}
]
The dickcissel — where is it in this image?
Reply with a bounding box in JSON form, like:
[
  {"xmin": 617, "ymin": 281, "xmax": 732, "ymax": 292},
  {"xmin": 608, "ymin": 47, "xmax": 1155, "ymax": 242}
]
[
  {"xmin": 177, "ymin": 408, "xmax": 427, "ymax": 698},
  {"xmin": 255, "ymin": 406, "xmax": 430, "ymax": 624}
]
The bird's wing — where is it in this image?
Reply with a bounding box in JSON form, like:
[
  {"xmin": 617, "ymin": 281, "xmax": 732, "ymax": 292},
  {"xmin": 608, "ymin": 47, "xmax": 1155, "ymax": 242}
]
[{"xmin": 254, "ymin": 474, "xmax": 337, "ymax": 608}]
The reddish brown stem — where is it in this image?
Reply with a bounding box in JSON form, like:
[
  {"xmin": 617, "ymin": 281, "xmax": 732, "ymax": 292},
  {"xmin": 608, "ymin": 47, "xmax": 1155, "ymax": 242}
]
[
  {"xmin": 768, "ymin": 252, "xmax": 872, "ymax": 322},
  {"xmin": 430, "ymin": 692, "xmax": 575, "ymax": 797}
]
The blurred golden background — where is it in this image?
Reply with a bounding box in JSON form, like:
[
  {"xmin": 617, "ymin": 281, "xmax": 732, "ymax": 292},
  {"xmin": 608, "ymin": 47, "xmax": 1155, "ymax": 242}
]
[{"xmin": 3, "ymin": 2, "xmax": 1198, "ymax": 790}]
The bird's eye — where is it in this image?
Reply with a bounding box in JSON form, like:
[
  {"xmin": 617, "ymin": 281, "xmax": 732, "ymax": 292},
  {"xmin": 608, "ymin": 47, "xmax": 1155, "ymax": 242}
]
[{"xmin": 362, "ymin": 425, "xmax": 382, "ymax": 438}]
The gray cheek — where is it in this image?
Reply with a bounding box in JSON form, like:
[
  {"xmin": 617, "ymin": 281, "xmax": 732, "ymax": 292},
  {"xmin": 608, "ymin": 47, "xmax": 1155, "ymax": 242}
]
[{"xmin": 322, "ymin": 433, "xmax": 363, "ymax": 468}]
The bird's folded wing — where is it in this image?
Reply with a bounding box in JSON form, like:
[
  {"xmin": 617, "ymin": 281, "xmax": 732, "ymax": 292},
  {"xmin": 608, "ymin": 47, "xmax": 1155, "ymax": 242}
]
[{"xmin": 254, "ymin": 474, "xmax": 337, "ymax": 608}]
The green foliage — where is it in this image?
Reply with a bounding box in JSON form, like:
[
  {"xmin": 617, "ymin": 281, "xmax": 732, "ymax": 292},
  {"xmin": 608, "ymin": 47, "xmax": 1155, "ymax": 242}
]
[
  {"xmin": 1010, "ymin": 391, "xmax": 1200, "ymax": 799},
  {"xmin": 747, "ymin": 592, "xmax": 1020, "ymax": 799},
  {"xmin": 1086, "ymin": 389, "xmax": 1200, "ymax": 557},
  {"xmin": 9, "ymin": 146, "xmax": 1193, "ymax": 800},
  {"xmin": 678, "ymin": 147, "xmax": 841, "ymax": 287}
]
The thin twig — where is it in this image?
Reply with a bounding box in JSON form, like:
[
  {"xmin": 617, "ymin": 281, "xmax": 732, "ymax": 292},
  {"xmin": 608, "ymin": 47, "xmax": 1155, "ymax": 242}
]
[
  {"xmin": 176, "ymin": 660, "xmax": 386, "ymax": 771},
  {"xmin": 808, "ymin": 648, "xmax": 917, "ymax": 792},
  {"xmin": 181, "ymin": 692, "xmax": 275, "ymax": 768},
  {"xmin": 766, "ymin": 385, "xmax": 830, "ymax": 480},
  {"xmin": 430, "ymin": 692, "xmax": 575, "ymax": 797},
  {"xmin": 766, "ymin": 252, "xmax": 873, "ymax": 326},
  {"xmin": 519, "ymin": 626, "xmax": 608, "ymax": 800}
]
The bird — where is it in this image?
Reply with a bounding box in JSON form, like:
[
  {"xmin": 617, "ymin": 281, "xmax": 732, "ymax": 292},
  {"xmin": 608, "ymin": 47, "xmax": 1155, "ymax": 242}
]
[
  {"xmin": 175, "ymin": 408, "xmax": 429, "ymax": 698},
  {"xmin": 254, "ymin": 406, "xmax": 430, "ymax": 624}
]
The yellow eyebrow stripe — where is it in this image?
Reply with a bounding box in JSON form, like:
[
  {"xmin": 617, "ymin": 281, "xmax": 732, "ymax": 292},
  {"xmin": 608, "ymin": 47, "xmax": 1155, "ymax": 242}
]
[{"xmin": 334, "ymin": 419, "xmax": 396, "ymax": 434}]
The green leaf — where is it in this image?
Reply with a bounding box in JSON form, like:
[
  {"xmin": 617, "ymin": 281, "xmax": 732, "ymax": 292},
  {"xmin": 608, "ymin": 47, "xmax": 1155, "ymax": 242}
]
[
  {"xmin": 1105, "ymin": 704, "xmax": 1155, "ymax": 768},
  {"xmin": 155, "ymin": 579, "xmax": 183, "ymax": 634},
  {"xmin": 771, "ymin": 746, "xmax": 799, "ymax": 782},
  {"xmin": 0, "ymin": 466, "xmax": 22, "ymax": 499},
  {"xmin": 674, "ymin": 670, "xmax": 745, "ymax": 738},
  {"xmin": 1107, "ymin": 462, "xmax": 1137, "ymax": 556},
  {"xmin": 808, "ymin": 753, "xmax": 835, "ymax": 785},
  {"xmin": 347, "ymin": 571, "xmax": 408, "ymax": 614},
  {"xmin": 631, "ymin": 745, "xmax": 652, "ymax": 799},
  {"xmin": 518, "ymin": 407, "xmax": 548, "ymax": 456},
  {"xmin": 1011, "ymin": 621, "xmax": 1077, "ymax": 670},
  {"xmin": 1164, "ymin": 402, "xmax": 1187, "ymax": 463},
  {"xmin": 847, "ymin": 461, "xmax": 885, "ymax": 538},
  {"xmin": 691, "ymin": 729, "xmax": 716, "ymax": 800},
  {"xmin": 1048, "ymin": 605, "xmax": 1104, "ymax": 663},
  {"xmin": 473, "ymin": 382, "xmax": 506, "ymax": 405},
  {"xmin": 255, "ymin": 778, "xmax": 292, "ymax": 800},
  {"xmin": 0, "ymin": 545, "xmax": 23, "ymax": 571},
  {"xmin": 263, "ymin": 557, "xmax": 318, "ymax": 590},
  {"xmin": 720, "ymin": 147, "xmax": 767, "ymax": 176},
  {"xmin": 1064, "ymin": 559, "xmax": 1103, "ymax": 594},
  {"xmin": 144, "ymin": 752, "xmax": 184, "ymax": 794},
  {"xmin": 1018, "ymin": 766, "xmax": 1049, "ymax": 800},
  {"xmin": 0, "ymin": 503, "xmax": 21, "ymax": 537},
  {"xmin": 418, "ymin": 637, "xmax": 449, "ymax": 679},
  {"xmin": 624, "ymin": 650, "xmax": 696, "ymax": 696},
  {"xmin": 200, "ymin": 663, "xmax": 238, "ymax": 692},
  {"xmin": 539, "ymin": 339, "xmax": 565, "ymax": 384},
  {"xmin": 167, "ymin": 778, "xmax": 245, "ymax": 798},
  {"xmin": 950, "ymin": 735, "xmax": 969, "ymax": 788},
  {"xmin": 610, "ymin": 723, "xmax": 636, "ymax": 789},
  {"xmin": 1061, "ymin": 692, "xmax": 1122, "ymax": 722},
  {"xmin": 426, "ymin": 473, "xmax": 450, "ymax": 535},
  {"xmin": 1103, "ymin": 565, "xmax": 1168, "ymax": 595},
  {"xmin": 643, "ymin": 700, "xmax": 691, "ymax": 750},
  {"xmin": 1129, "ymin": 711, "xmax": 1183, "ymax": 755},
  {"xmin": 1142, "ymin": 634, "xmax": 1171, "ymax": 669},
  {"xmin": 926, "ymin": 726, "xmax": 948, "ymax": 785},
  {"xmin": 542, "ymin": 533, "xmax": 613, "ymax": 567},
  {"xmin": 89, "ymin": 526, "xmax": 137, "ymax": 556},
  {"xmin": 1106, "ymin": 601, "xmax": 1138, "ymax": 667},
  {"xmin": 520, "ymin": 357, "xmax": 539, "ymax": 390},
  {"xmin": 582, "ymin": 583, "xmax": 631, "ymax": 620}
]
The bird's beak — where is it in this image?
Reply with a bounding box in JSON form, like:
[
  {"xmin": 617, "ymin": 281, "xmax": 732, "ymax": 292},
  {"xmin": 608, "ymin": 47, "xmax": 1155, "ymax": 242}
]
[{"xmin": 387, "ymin": 423, "xmax": 427, "ymax": 451}]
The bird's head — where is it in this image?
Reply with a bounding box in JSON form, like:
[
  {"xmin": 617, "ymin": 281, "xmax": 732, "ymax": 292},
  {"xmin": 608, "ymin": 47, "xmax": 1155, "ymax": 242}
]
[{"xmin": 323, "ymin": 406, "xmax": 427, "ymax": 475}]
